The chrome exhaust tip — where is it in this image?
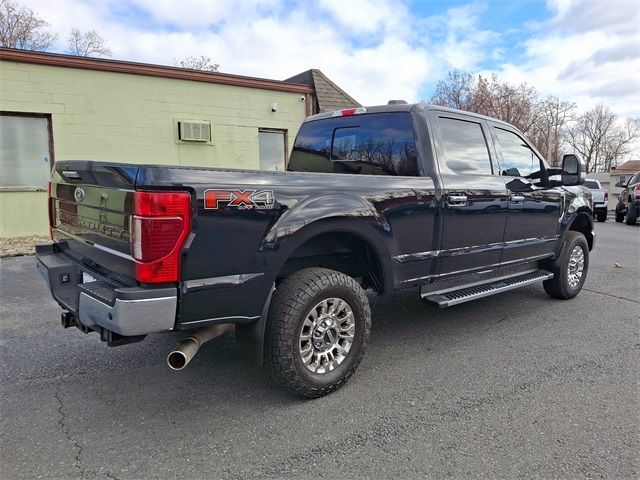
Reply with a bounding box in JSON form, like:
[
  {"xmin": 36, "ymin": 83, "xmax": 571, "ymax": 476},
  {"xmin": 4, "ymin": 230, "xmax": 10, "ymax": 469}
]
[
  {"xmin": 167, "ymin": 338, "xmax": 200, "ymax": 370},
  {"xmin": 167, "ymin": 323, "xmax": 234, "ymax": 371}
]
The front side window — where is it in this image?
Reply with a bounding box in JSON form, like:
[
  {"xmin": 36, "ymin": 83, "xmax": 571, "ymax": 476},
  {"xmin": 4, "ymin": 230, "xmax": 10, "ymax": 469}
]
[
  {"xmin": 494, "ymin": 128, "xmax": 540, "ymax": 178},
  {"xmin": 438, "ymin": 117, "xmax": 493, "ymax": 175},
  {"xmin": 0, "ymin": 113, "xmax": 53, "ymax": 188},
  {"xmin": 288, "ymin": 112, "xmax": 419, "ymax": 176}
]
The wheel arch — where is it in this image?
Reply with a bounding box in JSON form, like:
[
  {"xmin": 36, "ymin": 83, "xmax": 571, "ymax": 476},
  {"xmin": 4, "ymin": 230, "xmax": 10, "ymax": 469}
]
[
  {"xmin": 275, "ymin": 226, "xmax": 387, "ymax": 294},
  {"xmin": 565, "ymin": 209, "xmax": 594, "ymax": 251}
]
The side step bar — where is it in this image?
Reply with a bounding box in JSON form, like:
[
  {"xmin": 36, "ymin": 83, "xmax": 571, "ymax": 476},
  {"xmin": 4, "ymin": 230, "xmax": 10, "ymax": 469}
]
[{"xmin": 422, "ymin": 270, "xmax": 554, "ymax": 308}]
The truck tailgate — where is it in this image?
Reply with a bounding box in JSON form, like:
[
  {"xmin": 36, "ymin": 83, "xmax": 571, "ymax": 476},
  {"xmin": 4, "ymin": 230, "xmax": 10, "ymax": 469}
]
[{"xmin": 50, "ymin": 162, "xmax": 139, "ymax": 286}]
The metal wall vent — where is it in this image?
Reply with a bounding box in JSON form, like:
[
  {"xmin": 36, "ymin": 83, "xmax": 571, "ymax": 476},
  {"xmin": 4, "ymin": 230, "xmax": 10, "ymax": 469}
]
[{"xmin": 178, "ymin": 121, "xmax": 211, "ymax": 142}]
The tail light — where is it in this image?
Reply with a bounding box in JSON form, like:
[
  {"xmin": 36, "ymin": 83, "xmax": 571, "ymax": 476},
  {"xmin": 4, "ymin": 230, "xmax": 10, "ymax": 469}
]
[
  {"xmin": 635, "ymin": 184, "xmax": 640, "ymax": 198},
  {"xmin": 131, "ymin": 191, "xmax": 191, "ymax": 283},
  {"xmin": 47, "ymin": 181, "xmax": 54, "ymax": 240},
  {"xmin": 604, "ymin": 191, "xmax": 608, "ymax": 201}
]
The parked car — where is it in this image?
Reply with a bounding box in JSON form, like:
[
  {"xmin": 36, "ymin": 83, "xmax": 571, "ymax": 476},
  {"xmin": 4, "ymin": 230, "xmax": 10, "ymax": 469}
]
[
  {"xmin": 584, "ymin": 179, "xmax": 608, "ymax": 222},
  {"xmin": 615, "ymin": 171, "xmax": 640, "ymax": 225},
  {"xmin": 36, "ymin": 104, "xmax": 595, "ymax": 398}
]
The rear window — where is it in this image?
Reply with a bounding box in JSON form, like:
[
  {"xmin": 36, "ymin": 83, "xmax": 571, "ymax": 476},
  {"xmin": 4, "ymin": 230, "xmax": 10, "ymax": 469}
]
[
  {"xmin": 584, "ymin": 180, "xmax": 600, "ymax": 189},
  {"xmin": 288, "ymin": 113, "xmax": 420, "ymax": 176}
]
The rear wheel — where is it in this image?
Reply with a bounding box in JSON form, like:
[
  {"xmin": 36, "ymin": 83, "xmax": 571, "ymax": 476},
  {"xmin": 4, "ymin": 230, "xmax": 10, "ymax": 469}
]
[
  {"xmin": 264, "ymin": 267, "xmax": 371, "ymax": 398},
  {"xmin": 596, "ymin": 211, "xmax": 607, "ymax": 222},
  {"xmin": 543, "ymin": 231, "xmax": 589, "ymax": 300}
]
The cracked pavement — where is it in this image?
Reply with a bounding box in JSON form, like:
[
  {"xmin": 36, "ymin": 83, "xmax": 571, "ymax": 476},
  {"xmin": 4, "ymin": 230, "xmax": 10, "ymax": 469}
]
[{"xmin": 1, "ymin": 221, "xmax": 638, "ymax": 479}]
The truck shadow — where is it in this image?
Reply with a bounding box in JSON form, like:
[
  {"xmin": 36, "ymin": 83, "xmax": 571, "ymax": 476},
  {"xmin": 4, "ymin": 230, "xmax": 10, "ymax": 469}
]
[{"xmin": 67, "ymin": 285, "xmax": 546, "ymax": 415}]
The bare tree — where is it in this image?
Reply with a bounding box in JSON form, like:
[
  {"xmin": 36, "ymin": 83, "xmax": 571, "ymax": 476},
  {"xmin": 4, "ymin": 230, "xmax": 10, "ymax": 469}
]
[
  {"xmin": 529, "ymin": 96, "xmax": 576, "ymax": 166},
  {"xmin": 67, "ymin": 28, "xmax": 111, "ymax": 57},
  {"xmin": 174, "ymin": 55, "xmax": 219, "ymax": 72},
  {"xmin": 430, "ymin": 71, "xmax": 541, "ymax": 135},
  {"xmin": 0, "ymin": 0, "xmax": 57, "ymax": 50},
  {"xmin": 566, "ymin": 104, "xmax": 639, "ymax": 172},
  {"xmin": 430, "ymin": 70, "xmax": 476, "ymax": 110}
]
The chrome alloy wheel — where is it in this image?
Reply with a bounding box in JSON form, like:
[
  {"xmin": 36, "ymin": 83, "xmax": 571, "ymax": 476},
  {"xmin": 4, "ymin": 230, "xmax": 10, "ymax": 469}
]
[
  {"xmin": 298, "ymin": 298, "xmax": 355, "ymax": 374},
  {"xmin": 567, "ymin": 245, "xmax": 585, "ymax": 289}
]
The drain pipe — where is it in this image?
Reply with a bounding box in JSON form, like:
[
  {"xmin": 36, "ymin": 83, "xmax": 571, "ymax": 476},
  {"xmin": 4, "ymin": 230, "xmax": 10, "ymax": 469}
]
[{"xmin": 167, "ymin": 323, "xmax": 234, "ymax": 370}]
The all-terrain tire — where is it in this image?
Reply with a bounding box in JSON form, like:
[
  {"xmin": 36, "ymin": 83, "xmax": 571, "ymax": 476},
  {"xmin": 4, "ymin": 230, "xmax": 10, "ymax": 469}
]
[
  {"xmin": 543, "ymin": 231, "xmax": 589, "ymax": 300},
  {"xmin": 264, "ymin": 268, "xmax": 371, "ymax": 398}
]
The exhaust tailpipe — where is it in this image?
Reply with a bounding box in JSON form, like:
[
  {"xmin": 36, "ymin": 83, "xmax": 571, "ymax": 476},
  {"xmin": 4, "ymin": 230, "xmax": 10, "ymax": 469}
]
[{"xmin": 167, "ymin": 323, "xmax": 234, "ymax": 371}]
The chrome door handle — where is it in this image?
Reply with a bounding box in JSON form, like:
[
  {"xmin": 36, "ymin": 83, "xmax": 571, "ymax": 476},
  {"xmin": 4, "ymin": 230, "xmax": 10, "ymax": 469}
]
[
  {"xmin": 448, "ymin": 194, "xmax": 468, "ymax": 207},
  {"xmin": 510, "ymin": 194, "xmax": 525, "ymax": 204}
]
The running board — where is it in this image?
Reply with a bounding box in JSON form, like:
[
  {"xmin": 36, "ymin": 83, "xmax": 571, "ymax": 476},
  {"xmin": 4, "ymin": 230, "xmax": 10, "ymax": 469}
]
[{"xmin": 422, "ymin": 270, "xmax": 554, "ymax": 308}]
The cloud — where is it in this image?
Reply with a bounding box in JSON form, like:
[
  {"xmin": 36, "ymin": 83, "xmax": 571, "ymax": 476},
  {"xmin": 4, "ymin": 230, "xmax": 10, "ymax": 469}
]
[
  {"xmin": 17, "ymin": 0, "xmax": 639, "ymax": 118},
  {"xmin": 494, "ymin": 0, "xmax": 639, "ymax": 117}
]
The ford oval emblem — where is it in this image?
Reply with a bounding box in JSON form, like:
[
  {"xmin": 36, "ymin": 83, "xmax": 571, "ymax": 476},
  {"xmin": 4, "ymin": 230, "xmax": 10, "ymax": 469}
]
[{"xmin": 74, "ymin": 187, "xmax": 86, "ymax": 203}]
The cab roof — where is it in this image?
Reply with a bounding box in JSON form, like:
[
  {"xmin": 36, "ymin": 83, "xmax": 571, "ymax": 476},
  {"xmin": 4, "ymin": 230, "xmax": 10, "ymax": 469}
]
[{"xmin": 305, "ymin": 103, "xmax": 514, "ymax": 129}]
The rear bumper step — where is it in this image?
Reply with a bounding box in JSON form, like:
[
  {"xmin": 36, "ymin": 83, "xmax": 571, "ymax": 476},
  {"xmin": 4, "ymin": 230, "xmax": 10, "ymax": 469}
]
[
  {"xmin": 422, "ymin": 270, "xmax": 554, "ymax": 307},
  {"xmin": 36, "ymin": 243, "xmax": 177, "ymax": 337}
]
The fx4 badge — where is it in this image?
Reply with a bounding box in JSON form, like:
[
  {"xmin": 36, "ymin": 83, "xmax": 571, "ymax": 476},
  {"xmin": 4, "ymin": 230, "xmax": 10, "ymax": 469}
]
[{"xmin": 204, "ymin": 189, "xmax": 276, "ymax": 210}]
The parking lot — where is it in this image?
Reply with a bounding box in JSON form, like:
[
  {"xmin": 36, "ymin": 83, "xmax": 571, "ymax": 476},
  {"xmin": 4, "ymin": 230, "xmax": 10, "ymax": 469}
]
[{"xmin": 1, "ymin": 221, "xmax": 638, "ymax": 479}]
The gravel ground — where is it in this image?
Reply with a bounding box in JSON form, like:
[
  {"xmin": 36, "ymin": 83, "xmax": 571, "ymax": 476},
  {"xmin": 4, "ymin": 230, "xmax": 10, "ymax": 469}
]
[{"xmin": 0, "ymin": 236, "xmax": 50, "ymax": 258}]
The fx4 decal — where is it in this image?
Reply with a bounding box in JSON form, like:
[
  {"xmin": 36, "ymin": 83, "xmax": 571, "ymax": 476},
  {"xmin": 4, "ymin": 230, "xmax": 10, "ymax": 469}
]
[{"xmin": 204, "ymin": 189, "xmax": 276, "ymax": 210}]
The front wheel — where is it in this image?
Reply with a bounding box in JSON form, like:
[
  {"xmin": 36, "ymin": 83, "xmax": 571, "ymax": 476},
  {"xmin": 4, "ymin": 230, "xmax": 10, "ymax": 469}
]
[
  {"xmin": 615, "ymin": 205, "xmax": 625, "ymax": 222},
  {"xmin": 264, "ymin": 268, "xmax": 371, "ymax": 398},
  {"xmin": 543, "ymin": 231, "xmax": 589, "ymax": 299}
]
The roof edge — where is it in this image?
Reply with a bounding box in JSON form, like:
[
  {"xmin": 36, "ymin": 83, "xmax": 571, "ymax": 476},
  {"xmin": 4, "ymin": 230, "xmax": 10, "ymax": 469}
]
[
  {"xmin": 312, "ymin": 69, "xmax": 361, "ymax": 107},
  {"xmin": 0, "ymin": 48, "xmax": 314, "ymax": 94}
]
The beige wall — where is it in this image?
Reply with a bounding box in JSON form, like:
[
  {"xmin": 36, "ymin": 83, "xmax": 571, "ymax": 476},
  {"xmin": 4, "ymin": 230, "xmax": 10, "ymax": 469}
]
[{"xmin": 0, "ymin": 60, "xmax": 308, "ymax": 237}]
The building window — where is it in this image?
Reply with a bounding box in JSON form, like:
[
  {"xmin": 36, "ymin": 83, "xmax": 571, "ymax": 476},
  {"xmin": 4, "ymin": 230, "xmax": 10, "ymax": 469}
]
[
  {"xmin": 259, "ymin": 128, "xmax": 287, "ymax": 171},
  {"xmin": 0, "ymin": 112, "xmax": 54, "ymax": 189}
]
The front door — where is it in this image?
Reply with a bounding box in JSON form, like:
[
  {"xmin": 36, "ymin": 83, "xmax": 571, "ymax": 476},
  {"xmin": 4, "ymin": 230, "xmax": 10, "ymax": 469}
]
[
  {"xmin": 489, "ymin": 124, "xmax": 562, "ymax": 264},
  {"xmin": 431, "ymin": 112, "xmax": 509, "ymax": 276}
]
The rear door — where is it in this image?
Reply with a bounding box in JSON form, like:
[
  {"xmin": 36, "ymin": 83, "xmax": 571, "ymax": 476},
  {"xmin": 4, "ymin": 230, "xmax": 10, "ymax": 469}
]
[
  {"xmin": 430, "ymin": 111, "xmax": 509, "ymax": 275},
  {"xmin": 489, "ymin": 124, "xmax": 562, "ymax": 264}
]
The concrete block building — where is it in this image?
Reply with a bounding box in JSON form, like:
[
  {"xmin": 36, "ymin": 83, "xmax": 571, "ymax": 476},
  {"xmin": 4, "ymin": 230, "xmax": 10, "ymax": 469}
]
[{"xmin": 0, "ymin": 49, "xmax": 359, "ymax": 237}]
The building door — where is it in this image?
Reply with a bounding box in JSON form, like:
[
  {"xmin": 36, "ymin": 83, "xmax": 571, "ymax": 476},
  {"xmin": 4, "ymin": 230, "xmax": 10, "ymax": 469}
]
[
  {"xmin": 0, "ymin": 112, "xmax": 53, "ymax": 188},
  {"xmin": 259, "ymin": 129, "xmax": 287, "ymax": 171}
]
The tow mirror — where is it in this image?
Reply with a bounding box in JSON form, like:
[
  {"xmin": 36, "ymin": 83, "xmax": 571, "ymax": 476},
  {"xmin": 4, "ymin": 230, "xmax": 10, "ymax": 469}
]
[{"xmin": 561, "ymin": 154, "xmax": 586, "ymax": 186}]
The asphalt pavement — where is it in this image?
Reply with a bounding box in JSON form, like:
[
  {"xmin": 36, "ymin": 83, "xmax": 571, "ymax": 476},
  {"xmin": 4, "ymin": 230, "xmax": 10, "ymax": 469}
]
[{"xmin": 1, "ymin": 221, "xmax": 638, "ymax": 479}]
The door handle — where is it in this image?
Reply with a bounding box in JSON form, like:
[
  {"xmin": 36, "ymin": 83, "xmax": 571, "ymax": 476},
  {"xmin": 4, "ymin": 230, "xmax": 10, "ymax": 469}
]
[
  {"xmin": 510, "ymin": 194, "xmax": 525, "ymax": 204},
  {"xmin": 448, "ymin": 194, "xmax": 468, "ymax": 207}
]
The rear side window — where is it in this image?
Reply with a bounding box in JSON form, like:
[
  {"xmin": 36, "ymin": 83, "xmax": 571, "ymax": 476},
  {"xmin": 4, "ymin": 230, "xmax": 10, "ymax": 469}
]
[
  {"xmin": 288, "ymin": 113, "xmax": 420, "ymax": 176},
  {"xmin": 438, "ymin": 117, "xmax": 493, "ymax": 175}
]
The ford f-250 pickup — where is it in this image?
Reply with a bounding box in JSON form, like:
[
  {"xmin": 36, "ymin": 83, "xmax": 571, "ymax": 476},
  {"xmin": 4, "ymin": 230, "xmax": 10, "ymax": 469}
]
[{"xmin": 37, "ymin": 103, "xmax": 595, "ymax": 398}]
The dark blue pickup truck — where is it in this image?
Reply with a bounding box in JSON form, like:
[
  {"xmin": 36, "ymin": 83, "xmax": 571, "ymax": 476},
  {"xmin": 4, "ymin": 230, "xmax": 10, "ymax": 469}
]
[{"xmin": 37, "ymin": 103, "xmax": 595, "ymax": 397}]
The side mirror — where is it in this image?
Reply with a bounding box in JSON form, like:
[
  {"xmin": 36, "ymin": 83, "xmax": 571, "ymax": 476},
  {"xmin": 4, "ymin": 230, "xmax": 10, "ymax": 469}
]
[
  {"xmin": 615, "ymin": 180, "xmax": 626, "ymax": 188},
  {"xmin": 561, "ymin": 154, "xmax": 586, "ymax": 186}
]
